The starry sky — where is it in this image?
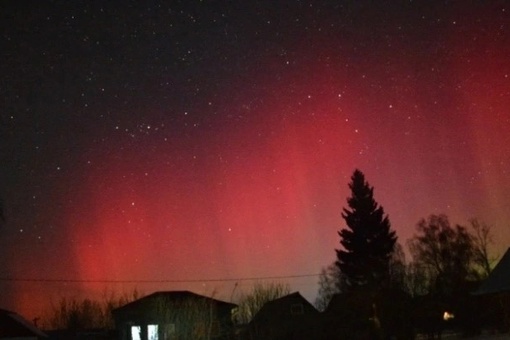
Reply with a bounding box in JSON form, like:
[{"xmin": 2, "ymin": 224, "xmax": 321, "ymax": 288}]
[{"xmin": 1, "ymin": 1, "xmax": 509, "ymax": 320}]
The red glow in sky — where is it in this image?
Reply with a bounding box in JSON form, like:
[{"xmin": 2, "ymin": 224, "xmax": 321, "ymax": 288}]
[{"xmin": 1, "ymin": 1, "xmax": 509, "ymax": 321}]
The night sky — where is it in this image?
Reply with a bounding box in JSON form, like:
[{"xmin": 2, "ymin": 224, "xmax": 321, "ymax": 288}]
[{"xmin": 1, "ymin": 1, "xmax": 509, "ymax": 320}]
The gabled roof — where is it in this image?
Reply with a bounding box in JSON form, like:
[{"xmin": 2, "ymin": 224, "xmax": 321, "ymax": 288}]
[
  {"xmin": 250, "ymin": 292, "xmax": 319, "ymax": 324},
  {"xmin": 257, "ymin": 292, "xmax": 315, "ymax": 309},
  {"xmin": 113, "ymin": 290, "xmax": 237, "ymax": 314},
  {"xmin": 474, "ymin": 247, "xmax": 510, "ymax": 295},
  {"xmin": 0, "ymin": 308, "xmax": 48, "ymax": 338},
  {"xmin": 324, "ymin": 291, "xmax": 370, "ymax": 315}
]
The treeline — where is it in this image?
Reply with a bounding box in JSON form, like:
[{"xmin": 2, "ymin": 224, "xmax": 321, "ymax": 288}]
[
  {"xmin": 41, "ymin": 283, "xmax": 291, "ymax": 331},
  {"xmin": 39, "ymin": 169, "xmax": 500, "ymax": 336},
  {"xmin": 315, "ymin": 169, "xmax": 500, "ymax": 338},
  {"xmin": 42, "ymin": 289, "xmax": 141, "ymax": 330},
  {"xmin": 316, "ymin": 215, "xmax": 496, "ymax": 309}
]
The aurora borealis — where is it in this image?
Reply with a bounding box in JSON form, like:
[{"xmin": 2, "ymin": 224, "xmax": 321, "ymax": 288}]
[{"xmin": 1, "ymin": 1, "xmax": 509, "ymax": 320}]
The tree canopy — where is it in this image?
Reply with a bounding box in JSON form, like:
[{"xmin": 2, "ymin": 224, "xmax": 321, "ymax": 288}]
[
  {"xmin": 233, "ymin": 282, "xmax": 290, "ymax": 325},
  {"xmin": 336, "ymin": 169, "xmax": 397, "ymax": 291},
  {"xmin": 408, "ymin": 214, "xmax": 494, "ymax": 296}
]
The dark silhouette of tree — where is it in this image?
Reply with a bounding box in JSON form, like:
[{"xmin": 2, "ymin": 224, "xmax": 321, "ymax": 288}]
[
  {"xmin": 388, "ymin": 242, "xmax": 407, "ymax": 292},
  {"xmin": 403, "ymin": 261, "xmax": 429, "ymax": 297},
  {"xmin": 408, "ymin": 215, "xmax": 497, "ymax": 336},
  {"xmin": 315, "ymin": 263, "xmax": 341, "ymax": 311},
  {"xmin": 408, "ymin": 214, "xmax": 480, "ymax": 296},
  {"xmin": 469, "ymin": 218, "xmax": 496, "ymax": 278},
  {"xmin": 232, "ymin": 282, "xmax": 290, "ymax": 325},
  {"xmin": 44, "ymin": 289, "xmax": 141, "ymax": 330},
  {"xmin": 336, "ymin": 169, "xmax": 397, "ymax": 291}
]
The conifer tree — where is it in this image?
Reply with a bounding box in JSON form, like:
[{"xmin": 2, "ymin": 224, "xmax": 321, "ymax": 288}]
[{"xmin": 336, "ymin": 169, "xmax": 397, "ymax": 290}]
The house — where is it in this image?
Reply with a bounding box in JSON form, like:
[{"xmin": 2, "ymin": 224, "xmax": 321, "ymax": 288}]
[
  {"xmin": 112, "ymin": 291, "xmax": 237, "ymax": 340},
  {"xmin": 323, "ymin": 289, "xmax": 414, "ymax": 339},
  {"xmin": 474, "ymin": 247, "xmax": 510, "ymax": 296},
  {"xmin": 472, "ymin": 247, "xmax": 510, "ymax": 332},
  {"xmin": 246, "ymin": 292, "xmax": 320, "ymax": 340},
  {"xmin": 0, "ymin": 308, "xmax": 47, "ymax": 339},
  {"xmin": 322, "ymin": 291, "xmax": 374, "ymax": 339}
]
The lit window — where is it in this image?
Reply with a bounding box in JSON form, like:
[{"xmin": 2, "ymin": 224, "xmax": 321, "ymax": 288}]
[
  {"xmin": 148, "ymin": 324, "xmax": 159, "ymax": 340},
  {"xmin": 131, "ymin": 326, "xmax": 141, "ymax": 340}
]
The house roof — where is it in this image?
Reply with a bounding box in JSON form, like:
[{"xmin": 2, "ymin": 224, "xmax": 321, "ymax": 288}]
[
  {"xmin": 112, "ymin": 290, "xmax": 237, "ymax": 313},
  {"xmin": 250, "ymin": 292, "xmax": 318, "ymax": 323},
  {"xmin": 0, "ymin": 308, "xmax": 48, "ymax": 338},
  {"xmin": 324, "ymin": 292, "xmax": 369, "ymax": 315},
  {"xmin": 258, "ymin": 292, "xmax": 314, "ymax": 308},
  {"xmin": 474, "ymin": 247, "xmax": 510, "ymax": 295}
]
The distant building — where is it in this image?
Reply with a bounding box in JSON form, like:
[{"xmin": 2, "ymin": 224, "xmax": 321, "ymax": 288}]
[
  {"xmin": 475, "ymin": 247, "xmax": 510, "ymax": 295},
  {"xmin": 246, "ymin": 292, "xmax": 320, "ymax": 340},
  {"xmin": 322, "ymin": 291, "xmax": 374, "ymax": 339},
  {"xmin": 473, "ymin": 247, "xmax": 510, "ymax": 333},
  {"xmin": 323, "ymin": 289, "xmax": 414, "ymax": 339},
  {"xmin": 0, "ymin": 308, "xmax": 47, "ymax": 339},
  {"xmin": 112, "ymin": 291, "xmax": 237, "ymax": 340}
]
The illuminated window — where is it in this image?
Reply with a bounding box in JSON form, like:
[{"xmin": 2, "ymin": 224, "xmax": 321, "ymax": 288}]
[
  {"xmin": 131, "ymin": 326, "xmax": 141, "ymax": 340},
  {"xmin": 290, "ymin": 303, "xmax": 304, "ymax": 315},
  {"xmin": 148, "ymin": 324, "xmax": 159, "ymax": 340}
]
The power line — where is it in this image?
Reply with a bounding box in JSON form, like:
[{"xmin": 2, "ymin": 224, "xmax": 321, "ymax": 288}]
[{"xmin": 0, "ymin": 273, "xmax": 321, "ymax": 284}]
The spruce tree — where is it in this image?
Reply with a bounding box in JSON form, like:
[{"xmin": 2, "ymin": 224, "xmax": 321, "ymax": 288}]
[{"xmin": 336, "ymin": 169, "xmax": 397, "ymax": 290}]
